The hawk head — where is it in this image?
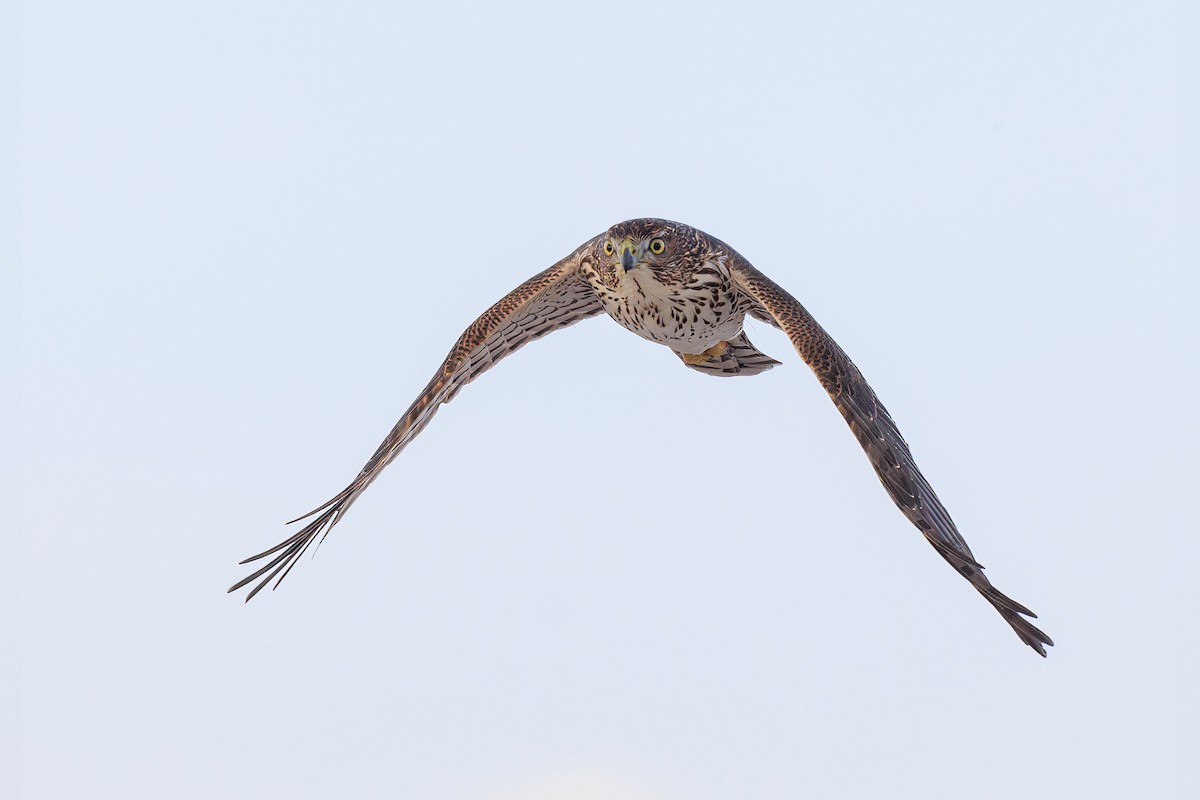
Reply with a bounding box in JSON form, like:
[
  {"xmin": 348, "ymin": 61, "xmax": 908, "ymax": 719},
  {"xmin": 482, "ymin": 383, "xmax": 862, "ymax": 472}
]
[{"xmin": 600, "ymin": 218, "xmax": 707, "ymax": 277}]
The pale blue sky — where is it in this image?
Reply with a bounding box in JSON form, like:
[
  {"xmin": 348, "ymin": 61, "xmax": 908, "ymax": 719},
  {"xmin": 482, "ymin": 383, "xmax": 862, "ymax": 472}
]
[{"xmin": 12, "ymin": 2, "xmax": 1193, "ymax": 798}]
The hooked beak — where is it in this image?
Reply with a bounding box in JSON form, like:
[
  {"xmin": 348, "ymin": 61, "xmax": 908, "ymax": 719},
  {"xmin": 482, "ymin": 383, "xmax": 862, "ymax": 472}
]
[{"xmin": 618, "ymin": 239, "xmax": 638, "ymax": 270}]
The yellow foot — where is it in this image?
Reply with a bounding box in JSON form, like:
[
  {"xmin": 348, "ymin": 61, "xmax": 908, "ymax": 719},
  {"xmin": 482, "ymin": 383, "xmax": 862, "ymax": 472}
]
[{"xmin": 681, "ymin": 341, "xmax": 730, "ymax": 365}]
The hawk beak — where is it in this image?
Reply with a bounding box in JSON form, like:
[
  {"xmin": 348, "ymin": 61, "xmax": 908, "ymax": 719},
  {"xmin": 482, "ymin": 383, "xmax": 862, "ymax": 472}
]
[{"xmin": 619, "ymin": 239, "xmax": 638, "ymax": 270}]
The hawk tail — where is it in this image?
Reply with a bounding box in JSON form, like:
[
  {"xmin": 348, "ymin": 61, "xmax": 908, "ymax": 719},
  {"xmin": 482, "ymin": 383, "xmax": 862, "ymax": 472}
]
[{"xmin": 677, "ymin": 332, "xmax": 781, "ymax": 377}]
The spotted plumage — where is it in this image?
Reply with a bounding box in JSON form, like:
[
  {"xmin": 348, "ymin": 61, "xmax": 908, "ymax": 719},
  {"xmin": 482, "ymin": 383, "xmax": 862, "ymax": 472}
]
[{"xmin": 230, "ymin": 218, "xmax": 1053, "ymax": 657}]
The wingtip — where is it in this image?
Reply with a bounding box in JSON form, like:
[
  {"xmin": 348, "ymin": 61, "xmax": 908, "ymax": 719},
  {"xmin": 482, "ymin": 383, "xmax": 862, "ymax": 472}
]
[{"xmin": 1017, "ymin": 619, "xmax": 1054, "ymax": 657}]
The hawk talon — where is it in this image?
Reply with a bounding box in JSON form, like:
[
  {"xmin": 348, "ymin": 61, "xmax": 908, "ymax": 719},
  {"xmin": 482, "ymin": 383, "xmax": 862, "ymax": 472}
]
[{"xmin": 681, "ymin": 341, "xmax": 730, "ymax": 365}]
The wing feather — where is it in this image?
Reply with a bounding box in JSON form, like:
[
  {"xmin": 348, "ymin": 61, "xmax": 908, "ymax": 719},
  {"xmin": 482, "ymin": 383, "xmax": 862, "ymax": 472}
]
[
  {"xmin": 229, "ymin": 239, "xmax": 605, "ymax": 600},
  {"xmin": 727, "ymin": 255, "xmax": 1053, "ymax": 656}
]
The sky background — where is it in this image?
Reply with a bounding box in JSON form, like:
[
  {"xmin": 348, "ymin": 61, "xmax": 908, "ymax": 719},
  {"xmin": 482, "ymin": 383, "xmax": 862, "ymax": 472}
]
[{"xmin": 11, "ymin": 1, "xmax": 1194, "ymax": 798}]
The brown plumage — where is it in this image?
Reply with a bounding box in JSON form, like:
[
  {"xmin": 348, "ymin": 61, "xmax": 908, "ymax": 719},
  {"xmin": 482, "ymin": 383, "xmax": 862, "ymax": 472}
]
[{"xmin": 230, "ymin": 218, "xmax": 1052, "ymax": 657}]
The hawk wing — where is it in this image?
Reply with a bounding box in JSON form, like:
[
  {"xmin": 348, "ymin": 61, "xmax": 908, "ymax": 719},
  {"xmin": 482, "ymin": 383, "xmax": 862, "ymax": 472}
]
[
  {"xmin": 229, "ymin": 239, "xmax": 605, "ymax": 600},
  {"xmin": 727, "ymin": 256, "xmax": 1053, "ymax": 656}
]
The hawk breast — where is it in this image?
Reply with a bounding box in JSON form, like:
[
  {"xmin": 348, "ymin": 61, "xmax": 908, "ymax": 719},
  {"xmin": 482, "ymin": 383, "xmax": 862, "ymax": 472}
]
[{"xmin": 585, "ymin": 259, "xmax": 748, "ymax": 354}]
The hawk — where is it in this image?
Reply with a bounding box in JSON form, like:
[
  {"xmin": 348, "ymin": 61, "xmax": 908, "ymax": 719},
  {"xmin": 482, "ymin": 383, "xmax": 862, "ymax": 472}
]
[{"xmin": 230, "ymin": 218, "xmax": 1053, "ymax": 656}]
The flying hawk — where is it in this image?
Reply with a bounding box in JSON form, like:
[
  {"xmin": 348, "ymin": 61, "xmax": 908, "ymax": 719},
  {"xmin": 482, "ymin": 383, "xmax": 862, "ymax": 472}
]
[{"xmin": 230, "ymin": 218, "xmax": 1053, "ymax": 656}]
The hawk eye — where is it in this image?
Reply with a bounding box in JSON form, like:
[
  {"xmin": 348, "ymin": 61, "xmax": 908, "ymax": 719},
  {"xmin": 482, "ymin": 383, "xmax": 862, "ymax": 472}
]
[
  {"xmin": 603, "ymin": 241, "xmax": 614, "ymax": 255},
  {"xmin": 649, "ymin": 239, "xmax": 666, "ymax": 254}
]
